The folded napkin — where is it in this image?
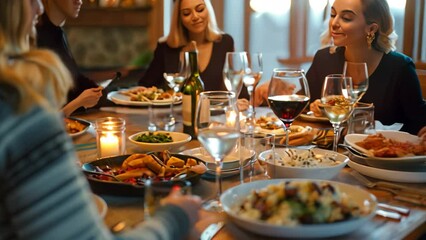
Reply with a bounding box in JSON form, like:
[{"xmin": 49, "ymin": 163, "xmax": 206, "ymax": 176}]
[{"xmin": 375, "ymin": 121, "xmax": 403, "ymax": 131}]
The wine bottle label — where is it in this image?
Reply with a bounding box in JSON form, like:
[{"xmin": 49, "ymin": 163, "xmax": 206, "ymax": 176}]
[{"xmin": 182, "ymin": 94, "xmax": 192, "ymax": 126}]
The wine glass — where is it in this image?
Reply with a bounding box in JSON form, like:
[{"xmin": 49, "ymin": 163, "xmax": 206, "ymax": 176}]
[
  {"xmin": 320, "ymin": 74, "xmax": 355, "ymax": 152},
  {"xmin": 343, "ymin": 61, "xmax": 368, "ymax": 102},
  {"xmin": 223, "ymin": 52, "xmax": 247, "ymax": 97},
  {"xmin": 163, "ymin": 54, "xmax": 189, "ymax": 126},
  {"xmin": 195, "ymin": 91, "xmax": 240, "ymax": 212},
  {"xmin": 267, "ymin": 68, "xmax": 310, "ymax": 149},
  {"xmin": 243, "ymin": 52, "xmax": 263, "ymax": 131}
]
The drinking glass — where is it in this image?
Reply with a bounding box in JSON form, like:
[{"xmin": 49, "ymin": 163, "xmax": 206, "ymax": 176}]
[
  {"xmin": 267, "ymin": 68, "xmax": 310, "ymax": 149},
  {"xmin": 163, "ymin": 54, "xmax": 189, "ymax": 126},
  {"xmin": 343, "ymin": 61, "xmax": 368, "ymax": 102},
  {"xmin": 320, "ymin": 74, "xmax": 355, "ymax": 152},
  {"xmin": 241, "ymin": 133, "xmax": 274, "ymax": 182},
  {"xmin": 243, "ymin": 52, "xmax": 263, "ymax": 132},
  {"xmin": 195, "ymin": 91, "xmax": 240, "ymax": 212},
  {"xmin": 223, "ymin": 52, "xmax": 247, "ymax": 97}
]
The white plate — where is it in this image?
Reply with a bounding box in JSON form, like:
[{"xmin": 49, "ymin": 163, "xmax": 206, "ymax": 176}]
[
  {"xmin": 344, "ymin": 131, "xmax": 426, "ymax": 164},
  {"xmin": 128, "ymin": 131, "xmax": 191, "ymax": 152},
  {"xmin": 92, "ymin": 194, "xmax": 107, "ymax": 218},
  {"xmin": 348, "ymin": 160, "xmax": 426, "ymax": 183},
  {"xmin": 66, "ymin": 117, "xmax": 91, "ymax": 138},
  {"xmin": 107, "ymin": 91, "xmax": 182, "ymax": 107},
  {"xmin": 203, "ymin": 159, "xmax": 252, "ymax": 178},
  {"xmin": 298, "ymin": 113, "xmax": 329, "ymax": 122},
  {"xmin": 180, "ymin": 146, "xmax": 255, "ymax": 170},
  {"xmin": 254, "ymin": 126, "xmax": 285, "ymax": 136},
  {"xmin": 220, "ymin": 179, "xmax": 376, "ymax": 238}
]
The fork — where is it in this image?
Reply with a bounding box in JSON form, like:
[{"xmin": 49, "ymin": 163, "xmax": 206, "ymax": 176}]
[{"xmin": 350, "ymin": 171, "xmax": 426, "ymax": 206}]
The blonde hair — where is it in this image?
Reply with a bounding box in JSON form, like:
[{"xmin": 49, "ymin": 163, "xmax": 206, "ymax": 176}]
[
  {"xmin": 0, "ymin": 0, "xmax": 32, "ymax": 56},
  {"xmin": 1, "ymin": 50, "xmax": 73, "ymax": 113},
  {"xmin": 321, "ymin": 0, "xmax": 397, "ymax": 53},
  {"xmin": 163, "ymin": 0, "xmax": 224, "ymax": 48}
]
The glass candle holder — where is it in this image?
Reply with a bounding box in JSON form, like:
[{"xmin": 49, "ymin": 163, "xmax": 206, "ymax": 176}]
[{"xmin": 95, "ymin": 117, "xmax": 126, "ymax": 158}]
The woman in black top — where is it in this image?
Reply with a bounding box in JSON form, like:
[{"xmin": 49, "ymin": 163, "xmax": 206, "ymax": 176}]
[
  {"xmin": 256, "ymin": 0, "xmax": 426, "ymax": 134},
  {"xmin": 36, "ymin": 0, "xmax": 103, "ymax": 117},
  {"xmin": 139, "ymin": 0, "xmax": 249, "ymax": 104}
]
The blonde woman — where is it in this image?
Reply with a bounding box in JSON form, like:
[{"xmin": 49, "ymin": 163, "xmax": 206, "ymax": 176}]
[
  {"xmin": 138, "ymin": 0, "xmax": 249, "ymax": 101},
  {"xmin": 1, "ymin": 0, "xmax": 201, "ymax": 239}
]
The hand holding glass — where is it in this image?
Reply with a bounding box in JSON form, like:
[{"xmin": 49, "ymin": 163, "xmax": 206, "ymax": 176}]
[
  {"xmin": 195, "ymin": 91, "xmax": 239, "ymax": 212},
  {"xmin": 267, "ymin": 69, "xmax": 310, "ymax": 148}
]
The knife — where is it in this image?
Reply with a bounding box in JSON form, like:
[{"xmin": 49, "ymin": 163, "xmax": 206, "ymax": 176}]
[{"xmin": 200, "ymin": 221, "xmax": 224, "ymax": 240}]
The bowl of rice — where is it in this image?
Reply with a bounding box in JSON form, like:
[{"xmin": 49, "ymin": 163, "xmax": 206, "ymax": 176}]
[{"xmin": 258, "ymin": 148, "xmax": 348, "ymax": 179}]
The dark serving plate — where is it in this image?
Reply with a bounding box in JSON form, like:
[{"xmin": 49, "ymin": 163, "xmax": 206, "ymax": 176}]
[
  {"xmin": 66, "ymin": 117, "xmax": 91, "ymax": 137},
  {"xmin": 81, "ymin": 153, "xmax": 203, "ymax": 197}
]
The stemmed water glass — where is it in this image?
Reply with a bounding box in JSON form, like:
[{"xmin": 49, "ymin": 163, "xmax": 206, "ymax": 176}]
[
  {"xmin": 163, "ymin": 54, "xmax": 189, "ymax": 126},
  {"xmin": 223, "ymin": 52, "xmax": 247, "ymax": 97},
  {"xmin": 343, "ymin": 61, "xmax": 368, "ymax": 102},
  {"xmin": 195, "ymin": 91, "xmax": 240, "ymax": 212},
  {"xmin": 243, "ymin": 52, "xmax": 263, "ymax": 131},
  {"xmin": 320, "ymin": 74, "xmax": 355, "ymax": 152},
  {"xmin": 267, "ymin": 68, "xmax": 310, "ymax": 149}
]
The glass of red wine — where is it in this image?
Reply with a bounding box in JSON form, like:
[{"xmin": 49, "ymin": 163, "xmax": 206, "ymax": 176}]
[{"xmin": 267, "ymin": 68, "xmax": 310, "ymax": 148}]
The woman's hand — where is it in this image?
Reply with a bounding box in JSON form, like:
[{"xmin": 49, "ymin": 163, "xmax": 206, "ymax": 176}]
[
  {"xmin": 309, "ymin": 99, "xmax": 324, "ymax": 117},
  {"xmin": 161, "ymin": 188, "xmax": 201, "ymax": 226},
  {"xmin": 62, "ymin": 87, "xmax": 103, "ymax": 117},
  {"xmin": 78, "ymin": 87, "xmax": 103, "ymax": 109},
  {"xmin": 237, "ymin": 98, "xmax": 249, "ymax": 112},
  {"xmin": 254, "ymin": 82, "xmax": 269, "ymax": 106}
]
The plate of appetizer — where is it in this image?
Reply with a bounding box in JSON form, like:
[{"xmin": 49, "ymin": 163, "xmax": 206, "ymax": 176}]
[
  {"xmin": 221, "ymin": 179, "xmax": 376, "ymax": 238},
  {"xmin": 81, "ymin": 151, "xmax": 206, "ymax": 196},
  {"xmin": 64, "ymin": 117, "xmax": 91, "ymax": 137},
  {"xmin": 344, "ymin": 131, "xmax": 426, "ymax": 166},
  {"xmin": 128, "ymin": 131, "xmax": 191, "ymax": 152},
  {"xmin": 107, "ymin": 86, "xmax": 182, "ymax": 107}
]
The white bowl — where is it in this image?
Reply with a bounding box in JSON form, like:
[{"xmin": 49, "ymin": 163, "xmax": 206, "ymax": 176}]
[
  {"xmin": 128, "ymin": 131, "xmax": 191, "ymax": 152},
  {"xmin": 220, "ymin": 179, "xmax": 376, "ymax": 238},
  {"xmin": 258, "ymin": 148, "xmax": 348, "ymax": 180}
]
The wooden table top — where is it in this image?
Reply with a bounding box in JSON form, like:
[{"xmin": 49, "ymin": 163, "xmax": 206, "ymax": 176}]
[{"xmin": 72, "ymin": 105, "xmax": 426, "ymax": 239}]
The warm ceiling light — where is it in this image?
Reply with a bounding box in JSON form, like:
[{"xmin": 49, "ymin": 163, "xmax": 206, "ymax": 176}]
[{"xmin": 250, "ymin": 0, "xmax": 291, "ymax": 15}]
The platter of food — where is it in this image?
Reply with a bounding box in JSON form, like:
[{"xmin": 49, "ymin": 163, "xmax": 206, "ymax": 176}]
[
  {"xmin": 81, "ymin": 152, "xmax": 206, "ymax": 196},
  {"xmin": 107, "ymin": 86, "xmax": 182, "ymax": 107},
  {"xmin": 253, "ymin": 115, "xmax": 285, "ymax": 135},
  {"xmin": 258, "ymin": 148, "xmax": 348, "ymax": 179},
  {"xmin": 344, "ymin": 131, "xmax": 426, "ymax": 166},
  {"xmin": 220, "ymin": 179, "xmax": 376, "ymax": 238},
  {"xmin": 64, "ymin": 117, "xmax": 91, "ymax": 137}
]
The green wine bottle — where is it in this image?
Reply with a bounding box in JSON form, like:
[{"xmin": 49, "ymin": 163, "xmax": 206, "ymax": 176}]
[{"xmin": 181, "ymin": 50, "xmax": 204, "ymax": 138}]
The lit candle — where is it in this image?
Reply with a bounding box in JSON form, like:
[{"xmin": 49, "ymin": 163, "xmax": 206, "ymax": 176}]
[
  {"xmin": 226, "ymin": 110, "xmax": 237, "ymax": 127},
  {"xmin": 100, "ymin": 132, "xmax": 120, "ymax": 157}
]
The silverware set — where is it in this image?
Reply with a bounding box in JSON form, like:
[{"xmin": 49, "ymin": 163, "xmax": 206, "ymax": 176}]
[{"xmin": 350, "ymin": 170, "xmax": 426, "ymax": 220}]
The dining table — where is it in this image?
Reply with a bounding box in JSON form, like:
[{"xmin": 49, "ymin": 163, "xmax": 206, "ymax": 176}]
[{"xmin": 71, "ymin": 102, "xmax": 426, "ymax": 240}]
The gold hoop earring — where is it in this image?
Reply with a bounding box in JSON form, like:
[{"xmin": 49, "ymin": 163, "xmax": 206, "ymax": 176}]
[{"xmin": 367, "ymin": 33, "xmax": 375, "ymax": 49}]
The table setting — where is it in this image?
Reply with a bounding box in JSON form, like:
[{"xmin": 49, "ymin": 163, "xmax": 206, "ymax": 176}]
[{"xmin": 67, "ymin": 62, "xmax": 426, "ymax": 239}]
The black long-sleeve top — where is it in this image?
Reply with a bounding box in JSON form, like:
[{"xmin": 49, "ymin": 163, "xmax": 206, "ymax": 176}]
[
  {"xmin": 36, "ymin": 13, "xmax": 98, "ymax": 103},
  {"xmin": 307, "ymin": 47, "xmax": 426, "ymax": 134},
  {"xmin": 138, "ymin": 34, "xmax": 249, "ymax": 99}
]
